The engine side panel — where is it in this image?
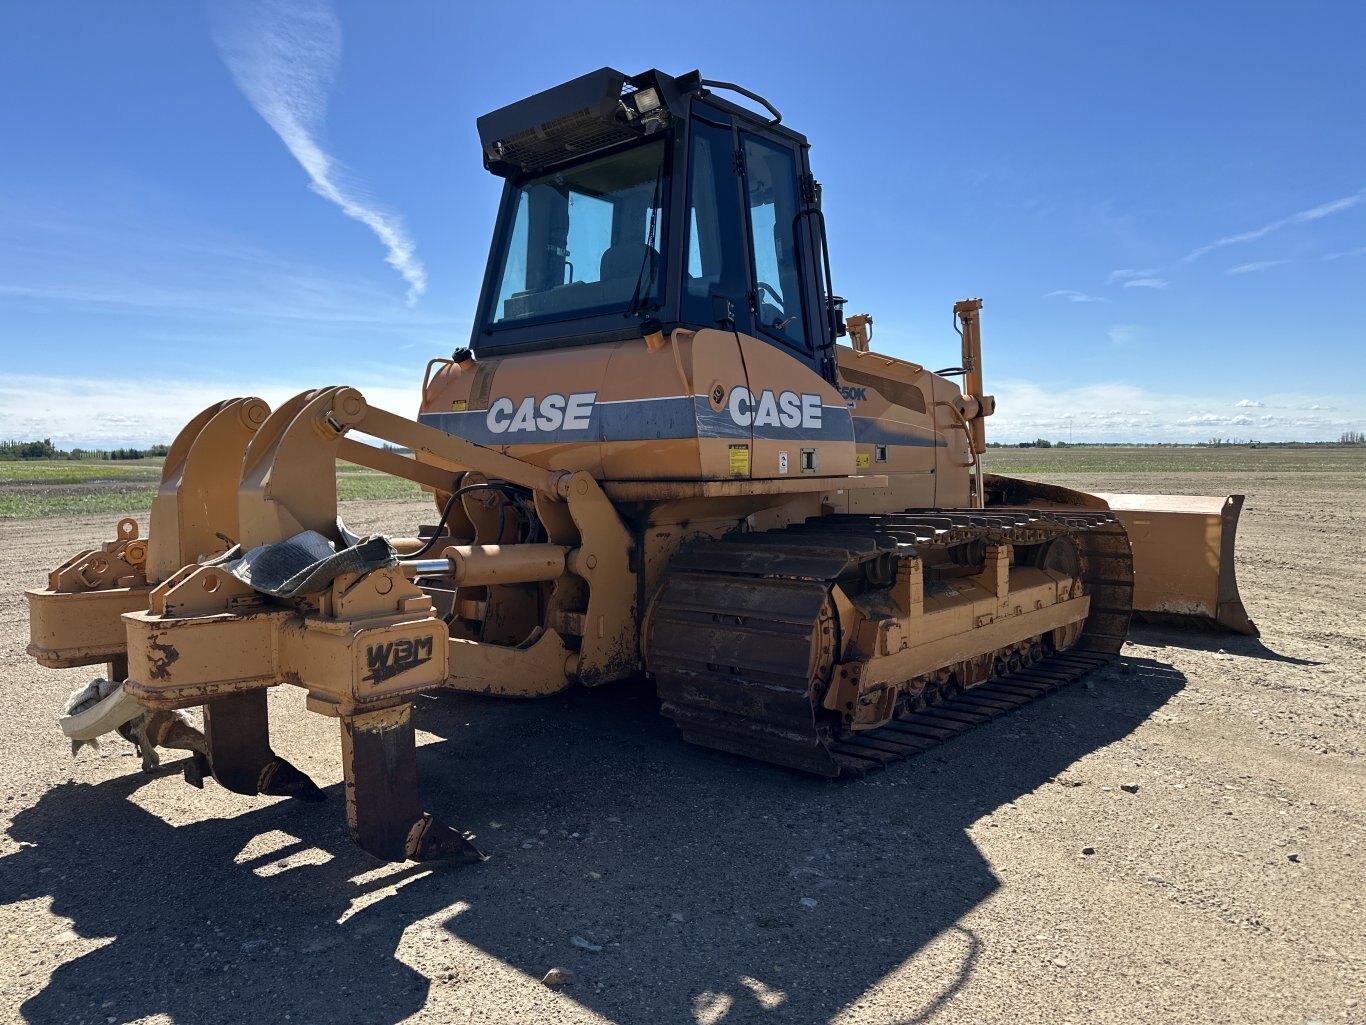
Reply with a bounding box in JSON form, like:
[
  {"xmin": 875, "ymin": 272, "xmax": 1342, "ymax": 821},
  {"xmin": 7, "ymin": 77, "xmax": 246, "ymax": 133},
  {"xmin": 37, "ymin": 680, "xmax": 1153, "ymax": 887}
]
[{"xmin": 419, "ymin": 329, "xmax": 856, "ymax": 483}]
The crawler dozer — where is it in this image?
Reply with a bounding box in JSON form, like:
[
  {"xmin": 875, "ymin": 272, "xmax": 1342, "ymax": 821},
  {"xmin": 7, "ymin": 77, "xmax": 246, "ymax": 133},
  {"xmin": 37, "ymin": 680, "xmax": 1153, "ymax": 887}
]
[{"xmin": 26, "ymin": 68, "xmax": 1255, "ymax": 863}]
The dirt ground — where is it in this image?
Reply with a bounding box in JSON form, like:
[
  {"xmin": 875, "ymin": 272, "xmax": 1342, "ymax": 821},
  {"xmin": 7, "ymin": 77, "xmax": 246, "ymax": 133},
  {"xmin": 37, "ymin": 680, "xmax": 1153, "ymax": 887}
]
[{"xmin": 1, "ymin": 464, "xmax": 1362, "ymax": 1025}]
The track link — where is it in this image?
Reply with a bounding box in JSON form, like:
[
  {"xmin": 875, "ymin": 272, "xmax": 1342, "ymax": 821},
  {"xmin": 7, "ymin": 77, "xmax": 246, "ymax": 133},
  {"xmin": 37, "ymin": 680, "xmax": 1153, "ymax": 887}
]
[{"xmin": 648, "ymin": 508, "xmax": 1133, "ymax": 776}]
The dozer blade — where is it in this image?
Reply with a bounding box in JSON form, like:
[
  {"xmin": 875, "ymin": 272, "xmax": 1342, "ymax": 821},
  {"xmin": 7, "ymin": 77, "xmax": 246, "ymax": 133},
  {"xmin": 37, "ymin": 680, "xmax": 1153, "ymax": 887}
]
[{"xmin": 1090, "ymin": 493, "xmax": 1257, "ymax": 636}]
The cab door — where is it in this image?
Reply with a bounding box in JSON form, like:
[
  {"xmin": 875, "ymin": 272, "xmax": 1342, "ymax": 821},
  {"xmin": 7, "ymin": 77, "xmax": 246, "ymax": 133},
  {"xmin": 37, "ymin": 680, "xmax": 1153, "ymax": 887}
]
[
  {"xmin": 737, "ymin": 132, "xmax": 816, "ymax": 366},
  {"xmin": 680, "ymin": 104, "xmax": 755, "ymax": 477},
  {"xmin": 732, "ymin": 129, "xmax": 853, "ymax": 481},
  {"xmin": 678, "ymin": 102, "xmax": 847, "ymax": 480}
]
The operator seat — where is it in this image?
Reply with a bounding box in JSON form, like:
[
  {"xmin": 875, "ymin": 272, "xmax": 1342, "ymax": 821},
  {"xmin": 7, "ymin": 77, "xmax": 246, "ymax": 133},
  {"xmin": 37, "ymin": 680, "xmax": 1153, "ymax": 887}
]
[{"xmin": 599, "ymin": 242, "xmax": 658, "ymax": 286}]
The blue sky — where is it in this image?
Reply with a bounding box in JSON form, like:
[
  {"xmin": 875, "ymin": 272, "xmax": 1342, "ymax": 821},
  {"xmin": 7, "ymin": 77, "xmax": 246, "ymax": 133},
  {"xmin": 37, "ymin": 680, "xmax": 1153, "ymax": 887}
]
[{"xmin": 1, "ymin": 1, "xmax": 1362, "ymax": 446}]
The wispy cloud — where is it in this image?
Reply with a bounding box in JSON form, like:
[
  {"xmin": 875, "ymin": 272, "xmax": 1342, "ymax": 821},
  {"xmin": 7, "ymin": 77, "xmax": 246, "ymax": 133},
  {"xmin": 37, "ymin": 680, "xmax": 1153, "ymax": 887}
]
[
  {"xmin": 1107, "ymin": 325, "xmax": 1139, "ymax": 347},
  {"xmin": 211, "ymin": 0, "xmax": 427, "ymax": 304},
  {"xmin": 989, "ymin": 380, "xmax": 1364, "ymax": 443},
  {"xmin": 0, "ymin": 372, "xmax": 427, "ymax": 448},
  {"xmin": 1046, "ymin": 289, "xmax": 1107, "ymax": 303},
  {"xmin": 1106, "ymin": 190, "xmax": 1364, "ymax": 289},
  {"xmin": 0, "ymin": 195, "xmax": 460, "ymax": 336},
  {"xmin": 1322, "ymin": 245, "xmax": 1366, "ymax": 261},
  {"xmin": 1107, "ymin": 268, "xmax": 1160, "ymax": 285},
  {"xmin": 8, "ymin": 368, "xmax": 1360, "ymax": 447},
  {"xmin": 1180, "ymin": 190, "xmax": 1365, "ymax": 265},
  {"xmin": 1226, "ymin": 259, "xmax": 1290, "ymax": 276}
]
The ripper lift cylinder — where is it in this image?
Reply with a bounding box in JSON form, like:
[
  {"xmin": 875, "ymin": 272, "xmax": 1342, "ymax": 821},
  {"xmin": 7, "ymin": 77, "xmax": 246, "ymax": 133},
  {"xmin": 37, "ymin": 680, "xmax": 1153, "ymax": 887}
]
[{"xmin": 401, "ymin": 544, "xmax": 569, "ymax": 586}]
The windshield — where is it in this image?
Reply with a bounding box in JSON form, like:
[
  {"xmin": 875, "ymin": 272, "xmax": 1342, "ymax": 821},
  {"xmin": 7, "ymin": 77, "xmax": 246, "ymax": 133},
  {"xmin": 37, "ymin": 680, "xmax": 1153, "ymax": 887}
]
[{"xmin": 489, "ymin": 140, "xmax": 668, "ymax": 326}]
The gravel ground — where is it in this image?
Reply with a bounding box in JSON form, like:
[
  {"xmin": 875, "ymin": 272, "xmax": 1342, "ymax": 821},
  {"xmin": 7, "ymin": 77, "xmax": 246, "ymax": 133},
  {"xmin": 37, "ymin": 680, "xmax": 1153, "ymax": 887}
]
[{"xmin": 0, "ymin": 471, "xmax": 1362, "ymax": 1025}]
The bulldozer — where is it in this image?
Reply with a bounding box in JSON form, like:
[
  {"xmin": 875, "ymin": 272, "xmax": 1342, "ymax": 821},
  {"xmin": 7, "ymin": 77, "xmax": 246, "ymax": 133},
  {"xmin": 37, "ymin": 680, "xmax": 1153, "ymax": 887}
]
[{"xmin": 25, "ymin": 68, "xmax": 1255, "ymax": 864}]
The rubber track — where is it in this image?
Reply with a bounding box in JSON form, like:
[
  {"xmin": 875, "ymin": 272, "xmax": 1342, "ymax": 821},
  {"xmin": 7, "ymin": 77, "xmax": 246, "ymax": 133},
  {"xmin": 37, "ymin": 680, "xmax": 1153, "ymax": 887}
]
[{"xmin": 649, "ymin": 508, "xmax": 1134, "ymax": 777}]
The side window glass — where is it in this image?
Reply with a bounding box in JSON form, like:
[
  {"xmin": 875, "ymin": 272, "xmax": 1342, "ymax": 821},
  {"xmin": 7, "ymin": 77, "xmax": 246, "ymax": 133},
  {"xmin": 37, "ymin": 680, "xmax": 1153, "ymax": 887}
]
[
  {"xmin": 688, "ymin": 211, "xmax": 702, "ymax": 278},
  {"xmin": 495, "ymin": 192, "xmax": 530, "ymax": 314},
  {"xmin": 489, "ymin": 140, "xmax": 667, "ymax": 324},
  {"xmin": 565, "ymin": 190, "xmax": 613, "ymax": 284},
  {"xmin": 682, "ymin": 117, "xmax": 747, "ymax": 324},
  {"xmin": 742, "ymin": 135, "xmax": 806, "ymax": 350}
]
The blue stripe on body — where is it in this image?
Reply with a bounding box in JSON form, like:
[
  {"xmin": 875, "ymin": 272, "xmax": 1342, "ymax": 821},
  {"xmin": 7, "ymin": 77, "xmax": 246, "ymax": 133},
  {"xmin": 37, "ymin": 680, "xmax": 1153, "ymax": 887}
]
[
  {"xmin": 419, "ymin": 396, "xmax": 695, "ymax": 446},
  {"xmin": 853, "ymin": 416, "xmax": 946, "ymax": 448},
  {"xmin": 419, "ymin": 397, "xmax": 855, "ymax": 446},
  {"xmin": 750, "ymin": 404, "xmax": 852, "ymax": 443}
]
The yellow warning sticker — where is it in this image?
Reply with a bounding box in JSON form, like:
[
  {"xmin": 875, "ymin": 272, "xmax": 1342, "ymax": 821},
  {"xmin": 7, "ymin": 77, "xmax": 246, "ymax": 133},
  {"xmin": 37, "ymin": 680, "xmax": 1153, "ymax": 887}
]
[
  {"xmin": 856, "ymin": 452, "xmax": 871, "ymax": 469},
  {"xmin": 451, "ymin": 399, "xmax": 468, "ymax": 412},
  {"xmin": 728, "ymin": 444, "xmax": 751, "ymax": 477}
]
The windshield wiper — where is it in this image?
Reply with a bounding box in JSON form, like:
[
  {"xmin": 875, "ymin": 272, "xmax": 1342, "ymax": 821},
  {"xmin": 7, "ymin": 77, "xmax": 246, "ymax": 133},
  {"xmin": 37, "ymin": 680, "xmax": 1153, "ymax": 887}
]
[{"xmin": 627, "ymin": 164, "xmax": 665, "ymax": 317}]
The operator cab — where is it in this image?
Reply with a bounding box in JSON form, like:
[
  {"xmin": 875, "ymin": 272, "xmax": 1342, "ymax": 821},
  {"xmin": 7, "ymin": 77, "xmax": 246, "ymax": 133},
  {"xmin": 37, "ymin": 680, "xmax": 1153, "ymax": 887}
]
[{"xmin": 472, "ymin": 68, "xmax": 843, "ymax": 384}]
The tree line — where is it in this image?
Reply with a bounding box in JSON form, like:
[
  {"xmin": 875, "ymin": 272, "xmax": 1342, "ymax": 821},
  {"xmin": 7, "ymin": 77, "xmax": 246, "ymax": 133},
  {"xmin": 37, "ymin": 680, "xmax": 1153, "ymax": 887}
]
[
  {"xmin": 988, "ymin": 437, "xmax": 1366, "ymax": 448},
  {"xmin": 0, "ymin": 439, "xmax": 171, "ymax": 461}
]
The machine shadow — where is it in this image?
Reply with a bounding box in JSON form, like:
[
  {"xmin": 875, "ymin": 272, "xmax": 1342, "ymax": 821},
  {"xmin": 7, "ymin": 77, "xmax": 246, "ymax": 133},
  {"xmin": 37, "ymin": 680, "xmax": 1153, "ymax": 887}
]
[
  {"xmin": 1130, "ymin": 623, "xmax": 1324, "ymax": 665},
  {"xmin": 0, "ymin": 656, "xmax": 1182, "ymax": 1025},
  {"xmin": 420, "ymin": 654, "xmax": 1184, "ymax": 1022},
  {"xmin": 2, "ymin": 773, "xmax": 442, "ymax": 1025}
]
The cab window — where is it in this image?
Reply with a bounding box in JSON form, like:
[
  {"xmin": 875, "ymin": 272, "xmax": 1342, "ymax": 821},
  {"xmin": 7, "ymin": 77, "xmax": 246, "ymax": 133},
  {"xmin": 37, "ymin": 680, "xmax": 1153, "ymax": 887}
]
[
  {"xmin": 742, "ymin": 135, "xmax": 806, "ymax": 350},
  {"xmin": 489, "ymin": 139, "xmax": 668, "ymax": 325},
  {"xmin": 682, "ymin": 118, "xmax": 747, "ymax": 325}
]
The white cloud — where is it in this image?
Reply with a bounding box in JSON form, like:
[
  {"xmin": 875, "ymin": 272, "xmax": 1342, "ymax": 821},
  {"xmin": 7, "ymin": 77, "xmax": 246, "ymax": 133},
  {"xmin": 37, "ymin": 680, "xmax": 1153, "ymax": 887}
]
[
  {"xmin": 1105, "ymin": 191, "xmax": 1363, "ymax": 289},
  {"xmin": 5, "ymin": 371, "xmax": 1361, "ymax": 450},
  {"xmin": 987, "ymin": 379, "xmax": 1364, "ymax": 443},
  {"xmin": 1181, "ymin": 191, "xmax": 1365, "ymax": 264},
  {"xmin": 212, "ymin": 0, "xmax": 427, "ymax": 304},
  {"xmin": 1107, "ymin": 268, "xmax": 1160, "ymax": 285},
  {"xmin": 1106, "ymin": 325, "xmax": 1139, "ymax": 347},
  {"xmin": 1046, "ymin": 289, "xmax": 1107, "ymax": 303},
  {"xmin": 1226, "ymin": 259, "xmax": 1289, "ymax": 275},
  {"xmin": 1234, "ymin": 399, "xmax": 1264, "ymax": 408},
  {"xmin": 1180, "ymin": 413, "xmax": 1228, "ymax": 425},
  {"xmin": 0, "ymin": 372, "xmax": 425, "ymax": 448}
]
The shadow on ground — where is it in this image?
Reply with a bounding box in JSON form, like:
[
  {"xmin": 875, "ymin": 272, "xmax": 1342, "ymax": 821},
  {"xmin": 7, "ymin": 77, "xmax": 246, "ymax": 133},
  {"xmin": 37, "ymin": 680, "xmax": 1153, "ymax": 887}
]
[
  {"xmin": 1130, "ymin": 623, "xmax": 1324, "ymax": 665},
  {"xmin": 2, "ymin": 657, "xmax": 1183, "ymax": 1025}
]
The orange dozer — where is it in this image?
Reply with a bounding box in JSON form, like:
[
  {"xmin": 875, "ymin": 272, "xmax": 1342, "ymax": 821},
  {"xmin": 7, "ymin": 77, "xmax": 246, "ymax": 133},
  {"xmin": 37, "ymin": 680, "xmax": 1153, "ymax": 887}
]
[{"xmin": 26, "ymin": 68, "xmax": 1253, "ymax": 863}]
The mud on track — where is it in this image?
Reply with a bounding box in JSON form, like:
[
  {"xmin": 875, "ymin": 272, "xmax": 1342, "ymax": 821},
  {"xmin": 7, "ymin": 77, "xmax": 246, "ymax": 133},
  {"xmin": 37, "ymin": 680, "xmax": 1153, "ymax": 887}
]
[{"xmin": 0, "ymin": 461, "xmax": 1362, "ymax": 1024}]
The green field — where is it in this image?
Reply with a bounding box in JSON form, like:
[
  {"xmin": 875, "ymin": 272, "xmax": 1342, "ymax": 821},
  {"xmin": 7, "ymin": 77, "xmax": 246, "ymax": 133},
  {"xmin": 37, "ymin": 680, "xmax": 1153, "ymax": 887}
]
[
  {"xmin": 0, "ymin": 459, "xmax": 423, "ymax": 520},
  {"xmin": 981, "ymin": 444, "xmax": 1366, "ymax": 475},
  {"xmin": 0, "ymin": 462, "xmax": 161, "ymax": 485},
  {"xmin": 3, "ymin": 446, "xmax": 1361, "ymax": 520}
]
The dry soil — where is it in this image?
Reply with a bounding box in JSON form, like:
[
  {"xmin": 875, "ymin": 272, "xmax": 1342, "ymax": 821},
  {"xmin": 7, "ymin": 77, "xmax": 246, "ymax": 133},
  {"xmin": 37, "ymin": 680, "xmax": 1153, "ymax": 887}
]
[{"xmin": 0, "ymin": 465, "xmax": 1362, "ymax": 1025}]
